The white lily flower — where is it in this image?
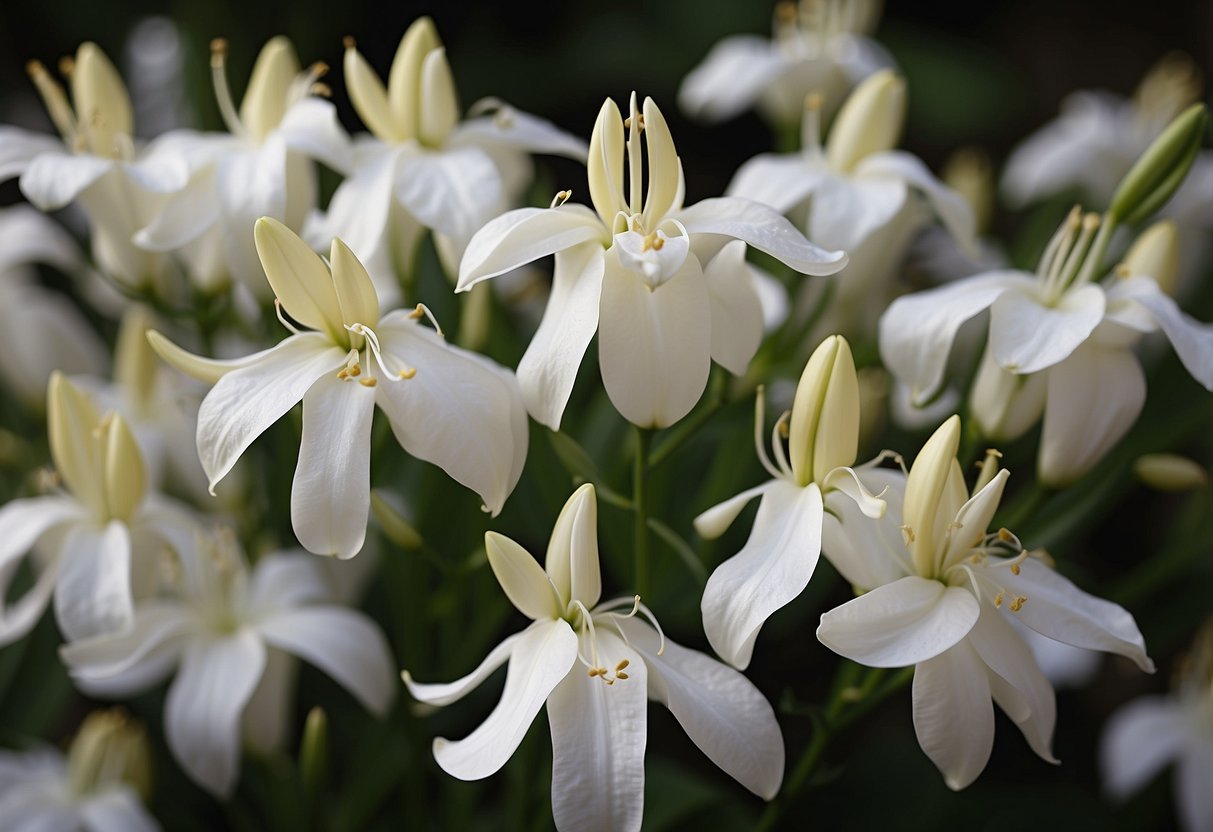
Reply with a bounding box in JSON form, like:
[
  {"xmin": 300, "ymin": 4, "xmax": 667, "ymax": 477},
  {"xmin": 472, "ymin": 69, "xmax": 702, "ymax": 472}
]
[
  {"xmin": 0, "ymin": 205, "xmax": 106, "ymax": 407},
  {"xmin": 1102, "ymin": 620, "xmax": 1213, "ymax": 832},
  {"xmin": 678, "ymin": 0, "xmax": 892, "ymax": 126},
  {"xmin": 881, "ymin": 211, "xmax": 1213, "ymax": 485},
  {"xmin": 132, "ymin": 37, "xmax": 351, "ymax": 294},
  {"xmin": 403, "ymin": 483, "xmax": 784, "ymax": 832},
  {"xmin": 0, "ymin": 709, "xmax": 157, "ymax": 832},
  {"xmin": 728, "ymin": 71, "xmax": 976, "ymax": 336},
  {"xmin": 305, "ymin": 19, "xmax": 586, "ymax": 301},
  {"xmin": 459, "ymin": 92, "xmax": 846, "ymax": 429},
  {"xmin": 5, "ymin": 43, "xmax": 188, "ymax": 290},
  {"xmin": 148, "ymin": 218, "xmax": 527, "ymax": 557},
  {"xmin": 816, "ymin": 416, "xmax": 1153, "ymax": 790},
  {"xmin": 60, "ymin": 531, "xmax": 396, "ymax": 798},
  {"xmin": 695, "ymin": 335, "xmax": 886, "ymax": 669},
  {"xmin": 0, "ymin": 374, "xmax": 201, "ymax": 646}
]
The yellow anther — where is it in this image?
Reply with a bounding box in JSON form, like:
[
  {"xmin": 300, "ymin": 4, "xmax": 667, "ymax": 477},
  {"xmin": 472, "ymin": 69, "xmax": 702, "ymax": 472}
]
[
  {"xmin": 615, "ymin": 659, "xmax": 629, "ymax": 672},
  {"xmin": 623, "ymin": 114, "xmax": 646, "ymax": 131},
  {"xmin": 397, "ymin": 368, "xmax": 417, "ymax": 380},
  {"xmin": 778, "ymin": 420, "xmax": 790, "ymax": 438},
  {"xmin": 630, "ymin": 215, "xmax": 642, "ymax": 233},
  {"xmin": 342, "ymin": 36, "xmax": 356, "ymax": 49},
  {"xmin": 900, "ymin": 525, "xmax": 915, "ymax": 546},
  {"xmin": 616, "ymin": 672, "xmax": 629, "ymax": 680},
  {"xmin": 210, "ymin": 38, "xmax": 228, "ymax": 55},
  {"xmin": 994, "ymin": 593, "xmax": 1004, "ymax": 608},
  {"xmin": 776, "ymin": 1, "xmax": 798, "ymax": 24},
  {"xmin": 549, "ymin": 189, "xmax": 572, "ymax": 209},
  {"xmin": 986, "ymin": 448, "xmax": 1003, "ymax": 458},
  {"xmin": 359, "ymin": 377, "xmax": 377, "ymax": 388},
  {"xmin": 587, "ymin": 668, "xmax": 601, "ymax": 678},
  {"xmin": 58, "ymin": 56, "xmax": 75, "ymax": 76},
  {"xmin": 1010, "ymin": 596, "xmax": 1027, "ymax": 612},
  {"xmin": 408, "ymin": 306, "xmax": 424, "ymax": 320},
  {"xmin": 311, "ymin": 61, "xmax": 329, "ymax": 78},
  {"xmin": 998, "ymin": 528, "xmax": 1013, "ymax": 542},
  {"xmin": 25, "ymin": 59, "xmax": 44, "ymax": 78},
  {"xmin": 805, "ymin": 92, "xmax": 825, "ymax": 112},
  {"xmin": 605, "ymin": 679, "xmax": 615, "ymax": 686},
  {"xmin": 1116, "ymin": 264, "xmax": 1132, "ymax": 279},
  {"xmin": 349, "ymin": 364, "xmax": 361, "ymax": 377},
  {"xmin": 336, "ymin": 369, "xmax": 349, "ymax": 380},
  {"xmin": 310, "ymin": 83, "xmax": 332, "ymax": 98},
  {"xmin": 1010, "ymin": 563, "xmax": 1021, "ymax": 576}
]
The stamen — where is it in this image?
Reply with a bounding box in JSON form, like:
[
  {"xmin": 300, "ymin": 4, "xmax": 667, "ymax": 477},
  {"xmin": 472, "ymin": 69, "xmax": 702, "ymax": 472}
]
[
  {"xmin": 274, "ymin": 298, "xmax": 304, "ymax": 335},
  {"xmin": 342, "ymin": 36, "xmax": 356, "ymax": 49},
  {"xmin": 771, "ymin": 411, "xmax": 794, "ymax": 479},
  {"xmin": 359, "ymin": 377, "xmax": 377, "ymax": 387},
  {"xmin": 408, "ymin": 303, "xmax": 445, "ymax": 338},
  {"xmin": 1036, "ymin": 205, "xmax": 1082, "ymax": 282},
  {"xmin": 801, "ymin": 92, "xmax": 824, "ymax": 155},
  {"xmin": 753, "ymin": 387, "xmax": 783, "ymax": 479},
  {"xmin": 626, "ymin": 93, "xmax": 643, "ymax": 215},
  {"xmin": 1053, "ymin": 212, "xmax": 1101, "ymax": 291},
  {"xmin": 209, "ymin": 38, "xmax": 245, "ymax": 136},
  {"xmin": 26, "ymin": 59, "xmax": 78, "ymax": 144},
  {"xmin": 1010, "ymin": 596, "xmax": 1027, "ymax": 612},
  {"xmin": 549, "ymin": 189, "xmax": 572, "ymax": 209},
  {"xmin": 57, "ymin": 56, "xmax": 75, "ymax": 76}
]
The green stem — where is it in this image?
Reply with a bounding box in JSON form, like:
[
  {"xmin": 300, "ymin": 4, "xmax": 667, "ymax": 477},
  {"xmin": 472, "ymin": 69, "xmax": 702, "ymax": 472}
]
[
  {"xmin": 648, "ymin": 372, "xmax": 727, "ymax": 470},
  {"xmin": 633, "ymin": 427, "xmax": 653, "ymax": 596}
]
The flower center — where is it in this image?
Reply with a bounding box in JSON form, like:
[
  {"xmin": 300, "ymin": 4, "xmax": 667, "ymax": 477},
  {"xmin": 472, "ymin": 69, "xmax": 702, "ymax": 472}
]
[
  {"xmin": 944, "ymin": 529, "xmax": 1033, "ymax": 611},
  {"xmin": 1036, "ymin": 205, "xmax": 1103, "ymax": 303},
  {"xmin": 26, "ymin": 58, "xmax": 132, "ymax": 160},
  {"xmin": 568, "ymin": 595, "xmax": 665, "ymax": 686}
]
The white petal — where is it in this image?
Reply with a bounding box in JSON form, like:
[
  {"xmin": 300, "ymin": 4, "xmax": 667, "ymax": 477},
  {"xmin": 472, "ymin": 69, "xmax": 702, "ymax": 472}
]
[
  {"xmin": 807, "ymin": 174, "xmax": 907, "ymax": 251},
  {"xmin": 613, "ymin": 228, "xmax": 690, "ymax": 288},
  {"xmin": 817, "ymin": 576, "xmax": 979, "ymax": 667},
  {"xmin": 618, "ymin": 617, "xmax": 784, "ymax": 799},
  {"xmin": 276, "ymin": 98, "xmax": 352, "ymax": 174},
  {"xmin": 0, "ymin": 204, "xmax": 82, "ymax": 272},
  {"xmin": 257, "ymin": 606, "xmax": 395, "ymax": 716},
  {"xmin": 598, "ymin": 252, "xmax": 711, "ymax": 428},
  {"xmin": 0, "ymin": 126, "xmax": 63, "ymax": 180},
  {"xmin": 675, "ymin": 197, "xmax": 847, "ymax": 275},
  {"xmin": 989, "ymin": 283, "xmax": 1106, "ymax": 374},
  {"xmin": 146, "ymin": 330, "xmax": 289, "ymax": 385},
  {"xmin": 165, "ymin": 632, "xmax": 267, "ymax": 797},
  {"xmin": 0, "ymin": 496, "xmax": 80, "ymax": 573},
  {"xmin": 403, "ymin": 632, "xmax": 521, "ymax": 706},
  {"xmin": 432, "ymin": 619, "xmax": 577, "ymax": 780},
  {"xmin": 395, "ymin": 145, "xmax": 503, "ymax": 245},
  {"xmin": 1118, "ymin": 276, "xmax": 1213, "ymax": 390},
  {"xmin": 821, "ymin": 467, "xmax": 912, "ymax": 591},
  {"xmin": 245, "ymin": 553, "xmax": 331, "ymax": 614},
  {"xmin": 457, "ymin": 205, "xmax": 606, "ymax": 290},
  {"xmin": 912, "ymin": 639, "xmax": 994, "ymax": 790},
  {"xmin": 132, "ymin": 169, "xmax": 219, "ymax": 252},
  {"xmin": 968, "ymin": 345, "xmax": 1049, "ymax": 441},
  {"xmin": 486, "ymin": 532, "xmax": 563, "ymax": 620},
  {"xmin": 19, "ymin": 152, "xmax": 112, "ymax": 210},
  {"xmin": 60, "ymin": 602, "xmax": 191, "ymax": 695},
  {"xmin": 702, "ymin": 480, "xmax": 823, "ymax": 670},
  {"xmin": 196, "ymin": 334, "xmax": 344, "ymax": 493},
  {"xmin": 291, "ymin": 372, "xmax": 376, "ymax": 557},
  {"xmin": 942, "ymin": 469, "xmax": 1009, "ymax": 567},
  {"xmin": 215, "ymin": 140, "xmax": 289, "ymax": 292},
  {"xmin": 878, "ymin": 270, "xmax": 1021, "ymax": 405},
  {"xmin": 375, "ymin": 319, "xmax": 525, "ymax": 515},
  {"xmin": 1100, "ymin": 696, "xmax": 1186, "ymax": 797},
  {"xmin": 677, "ymin": 36, "xmax": 786, "ymax": 122},
  {"xmin": 693, "ymin": 482, "xmax": 772, "ymax": 541},
  {"xmin": 703, "ymin": 239, "xmax": 765, "ymax": 375},
  {"xmin": 857, "ymin": 151, "xmax": 977, "ymax": 254},
  {"xmin": 726, "ymin": 154, "xmax": 824, "ymax": 215},
  {"xmin": 996, "ymin": 558, "xmax": 1153, "ymax": 671},
  {"xmin": 241, "ymin": 647, "xmax": 297, "ymax": 753},
  {"xmin": 0, "ymin": 557, "xmax": 58, "ymax": 649},
  {"xmin": 78, "ymin": 787, "xmax": 159, "ymax": 832},
  {"xmin": 1039, "ymin": 345, "xmax": 1145, "ymax": 486},
  {"xmin": 544, "ymin": 482, "xmax": 600, "ymax": 610},
  {"xmin": 1176, "ymin": 742, "xmax": 1213, "ymax": 832},
  {"xmin": 515, "ymin": 242, "xmax": 605, "ymax": 430},
  {"xmin": 547, "ymin": 626, "xmax": 646, "ymax": 832},
  {"xmin": 54, "ymin": 521, "xmax": 133, "ymax": 642},
  {"xmin": 452, "ymin": 108, "xmax": 587, "ymax": 160}
]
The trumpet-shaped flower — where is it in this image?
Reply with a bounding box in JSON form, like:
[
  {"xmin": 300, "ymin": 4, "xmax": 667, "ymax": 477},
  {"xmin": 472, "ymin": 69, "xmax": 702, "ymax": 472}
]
[
  {"xmin": 60, "ymin": 532, "xmax": 396, "ymax": 798},
  {"xmin": 816, "ymin": 416, "xmax": 1153, "ymax": 790},
  {"xmin": 458, "ymin": 93, "xmax": 846, "ymax": 429},
  {"xmin": 678, "ymin": 0, "xmax": 892, "ymax": 126},
  {"xmin": 0, "ymin": 374, "xmax": 200, "ymax": 646},
  {"xmin": 306, "ymin": 18, "xmax": 586, "ymax": 301},
  {"xmin": 403, "ymin": 484, "xmax": 784, "ymax": 832},
  {"xmin": 149, "ymin": 218, "xmax": 527, "ymax": 557},
  {"xmin": 880, "ymin": 211, "xmax": 1213, "ymax": 485},
  {"xmin": 132, "ymin": 37, "xmax": 351, "ymax": 294},
  {"xmin": 695, "ymin": 336, "xmax": 885, "ymax": 669}
]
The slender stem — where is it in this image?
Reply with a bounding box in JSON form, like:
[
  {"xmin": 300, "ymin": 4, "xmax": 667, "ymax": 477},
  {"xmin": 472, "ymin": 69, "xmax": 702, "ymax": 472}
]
[{"xmin": 633, "ymin": 426, "xmax": 653, "ymax": 597}]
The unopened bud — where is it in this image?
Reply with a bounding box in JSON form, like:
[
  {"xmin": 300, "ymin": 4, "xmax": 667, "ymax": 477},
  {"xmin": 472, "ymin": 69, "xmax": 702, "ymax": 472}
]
[
  {"xmin": 826, "ymin": 69, "xmax": 906, "ymax": 173},
  {"xmin": 67, "ymin": 709, "xmax": 152, "ymax": 800},
  {"xmin": 1133, "ymin": 453, "xmax": 1208, "ymax": 492},
  {"xmin": 1108, "ymin": 103, "xmax": 1207, "ymax": 225},
  {"xmin": 1120, "ymin": 220, "xmax": 1180, "ymax": 296},
  {"xmin": 299, "ymin": 706, "xmax": 328, "ymax": 794},
  {"xmin": 370, "ymin": 489, "xmax": 423, "ymax": 549},
  {"xmin": 943, "ymin": 148, "xmax": 994, "ymax": 234},
  {"xmin": 903, "ymin": 415, "xmax": 962, "ymax": 575},
  {"xmin": 389, "ymin": 17, "xmax": 442, "ymax": 141},
  {"xmin": 48, "ymin": 372, "xmax": 106, "ymax": 517},
  {"xmin": 788, "ymin": 335, "xmax": 859, "ymax": 486},
  {"xmin": 240, "ymin": 37, "xmax": 299, "ymax": 143}
]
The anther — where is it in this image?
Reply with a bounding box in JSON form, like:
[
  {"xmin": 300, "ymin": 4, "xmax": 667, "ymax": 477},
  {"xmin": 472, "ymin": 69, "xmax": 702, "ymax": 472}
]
[
  {"xmin": 311, "ymin": 61, "xmax": 329, "ymax": 78},
  {"xmin": 342, "ymin": 36, "xmax": 356, "ymax": 49},
  {"xmin": 58, "ymin": 56, "xmax": 75, "ymax": 77},
  {"xmin": 397, "ymin": 368, "xmax": 417, "ymax": 380},
  {"xmin": 805, "ymin": 92, "xmax": 824, "ymax": 112},
  {"xmin": 549, "ymin": 189, "xmax": 572, "ymax": 209},
  {"xmin": 1010, "ymin": 563, "xmax": 1021, "ymax": 575},
  {"xmin": 349, "ymin": 364, "xmax": 361, "ymax": 377},
  {"xmin": 998, "ymin": 528, "xmax": 1013, "ymax": 542},
  {"xmin": 615, "ymin": 659, "xmax": 629, "ymax": 672},
  {"xmin": 587, "ymin": 667, "xmax": 601, "ymax": 678},
  {"xmin": 994, "ymin": 593, "xmax": 1004, "ymax": 608},
  {"xmin": 1010, "ymin": 596, "xmax": 1027, "ymax": 612},
  {"xmin": 25, "ymin": 59, "xmax": 44, "ymax": 78},
  {"xmin": 359, "ymin": 377, "xmax": 377, "ymax": 388},
  {"xmin": 310, "ymin": 83, "xmax": 332, "ymax": 97}
]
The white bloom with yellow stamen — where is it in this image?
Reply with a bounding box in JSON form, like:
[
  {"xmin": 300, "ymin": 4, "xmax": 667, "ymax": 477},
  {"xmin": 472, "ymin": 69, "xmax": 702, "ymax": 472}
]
[
  {"xmin": 149, "ymin": 218, "xmax": 527, "ymax": 558},
  {"xmin": 459, "ymin": 92, "xmax": 847, "ymax": 429},
  {"xmin": 816, "ymin": 416, "xmax": 1153, "ymax": 790},
  {"xmin": 403, "ymin": 484, "xmax": 784, "ymax": 832}
]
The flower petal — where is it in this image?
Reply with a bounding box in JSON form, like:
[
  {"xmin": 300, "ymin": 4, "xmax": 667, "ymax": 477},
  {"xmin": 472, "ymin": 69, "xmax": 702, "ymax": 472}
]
[
  {"xmin": 485, "ymin": 532, "xmax": 563, "ymax": 620},
  {"xmin": 132, "ymin": 169, "xmax": 220, "ymax": 252},
  {"xmin": 241, "ymin": 647, "xmax": 297, "ymax": 753},
  {"xmin": 452, "ymin": 107, "xmax": 587, "ymax": 160},
  {"xmin": 857, "ymin": 150, "xmax": 977, "ymax": 254},
  {"xmin": 146, "ymin": 330, "xmax": 285, "ymax": 385},
  {"xmin": 912, "ymin": 638, "xmax": 994, "ymax": 790},
  {"xmin": 674, "ymin": 197, "xmax": 847, "ymax": 276},
  {"xmin": 547, "ymin": 626, "xmax": 646, "ymax": 832},
  {"xmin": 989, "ymin": 283, "xmax": 1105, "ymax": 374},
  {"xmin": 942, "ymin": 469, "xmax": 1009, "ymax": 567},
  {"xmin": 54, "ymin": 521, "xmax": 133, "ymax": 642},
  {"xmin": 807, "ymin": 174, "xmax": 907, "ymax": 252},
  {"xmin": 59, "ymin": 602, "xmax": 191, "ymax": 696},
  {"xmin": 0, "ymin": 126, "xmax": 63, "ymax": 181},
  {"xmin": 78, "ymin": 787, "xmax": 159, "ymax": 832},
  {"xmin": 0, "ymin": 203, "xmax": 83, "ymax": 272},
  {"xmin": 544, "ymin": 482, "xmax": 600, "ymax": 610},
  {"xmin": 292, "ymin": 372, "xmax": 376, "ymax": 558},
  {"xmin": 1100, "ymin": 696, "xmax": 1186, "ymax": 797},
  {"xmin": 276, "ymin": 98, "xmax": 352, "ymax": 174},
  {"xmin": 702, "ymin": 480, "xmax": 824, "ymax": 670},
  {"xmin": 693, "ymin": 481, "xmax": 773, "ymax": 541},
  {"xmin": 257, "ymin": 606, "xmax": 395, "ymax": 716},
  {"xmin": 703, "ymin": 240, "xmax": 765, "ymax": 375},
  {"xmin": 1117, "ymin": 275, "xmax": 1213, "ymax": 390},
  {"xmin": 252, "ymin": 216, "xmax": 342, "ymax": 339},
  {"xmin": 726, "ymin": 154, "xmax": 825, "ymax": 215},
  {"xmin": 817, "ymin": 576, "xmax": 979, "ymax": 668},
  {"xmin": 598, "ymin": 251, "xmax": 711, "ymax": 428},
  {"xmin": 432, "ymin": 618, "xmax": 577, "ymax": 780},
  {"xmin": 165, "ymin": 632, "xmax": 266, "ymax": 797},
  {"xmin": 19, "ymin": 152, "xmax": 112, "ymax": 210},
  {"xmin": 217, "ymin": 141, "xmax": 290, "ymax": 292},
  {"xmin": 245, "ymin": 553, "xmax": 332, "ymax": 614},
  {"xmin": 677, "ymin": 36, "xmax": 785, "ymax": 122},
  {"xmin": 821, "ymin": 467, "xmax": 912, "ymax": 591},
  {"xmin": 1176, "ymin": 742, "xmax": 1213, "ymax": 832},
  {"xmin": 395, "ymin": 145, "xmax": 503, "ymax": 245},
  {"xmin": 457, "ymin": 205, "xmax": 606, "ymax": 290},
  {"xmin": 403, "ymin": 632, "xmax": 521, "ymax": 706}
]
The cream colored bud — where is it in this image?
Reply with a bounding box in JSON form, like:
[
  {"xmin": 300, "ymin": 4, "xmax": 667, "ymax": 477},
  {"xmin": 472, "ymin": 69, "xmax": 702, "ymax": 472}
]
[
  {"xmin": 388, "ymin": 17, "xmax": 442, "ymax": 141},
  {"xmin": 254, "ymin": 217, "xmax": 345, "ymax": 342},
  {"xmin": 826, "ymin": 69, "xmax": 906, "ymax": 173},
  {"xmin": 903, "ymin": 415, "xmax": 962, "ymax": 576},
  {"xmin": 969, "ymin": 348, "xmax": 1047, "ymax": 442},
  {"xmin": 102, "ymin": 413, "xmax": 146, "ymax": 522},
  {"xmin": 239, "ymin": 37, "xmax": 300, "ymax": 143},
  {"xmin": 114, "ymin": 306, "xmax": 160, "ymax": 411},
  {"xmin": 1133, "ymin": 453, "xmax": 1208, "ymax": 492},
  {"xmin": 788, "ymin": 335, "xmax": 859, "ymax": 486},
  {"xmin": 1121, "ymin": 220, "xmax": 1180, "ymax": 296},
  {"xmin": 71, "ymin": 42, "xmax": 133, "ymax": 158},
  {"xmin": 418, "ymin": 47, "xmax": 459, "ymax": 148},
  {"xmin": 67, "ymin": 709, "xmax": 152, "ymax": 800},
  {"xmin": 370, "ymin": 489, "xmax": 423, "ymax": 549},
  {"xmin": 299, "ymin": 707, "xmax": 329, "ymax": 794},
  {"xmin": 943, "ymin": 148, "xmax": 994, "ymax": 234},
  {"xmin": 343, "ymin": 43, "xmax": 405, "ymax": 142},
  {"xmin": 48, "ymin": 372, "xmax": 107, "ymax": 517}
]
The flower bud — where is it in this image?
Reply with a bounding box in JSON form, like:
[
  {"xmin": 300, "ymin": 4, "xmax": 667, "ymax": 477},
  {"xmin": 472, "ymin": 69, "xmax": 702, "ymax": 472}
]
[
  {"xmin": 826, "ymin": 69, "xmax": 906, "ymax": 173},
  {"xmin": 299, "ymin": 706, "xmax": 329, "ymax": 795},
  {"xmin": 943, "ymin": 148, "xmax": 994, "ymax": 234},
  {"xmin": 969, "ymin": 348, "xmax": 1047, "ymax": 441},
  {"xmin": 1133, "ymin": 453, "xmax": 1207, "ymax": 492},
  {"xmin": 369, "ymin": 489, "xmax": 423, "ymax": 549},
  {"xmin": 239, "ymin": 37, "xmax": 299, "ymax": 143},
  {"xmin": 67, "ymin": 709, "xmax": 152, "ymax": 800},
  {"xmin": 902, "ymin": 415, "xmax": 962, "ymax": 576},
  {"xmin": 788, "ymin": 335, "xmax": 859, "ymax": 486},
  {"xmin": 1121, "ymin": 220, "xmax": 1180, "ymax": 296},
  {"xmin": 71, "ymin": 42, "xmax": 133, "ymax": 158},
  {"xmin": 389, "ymin": 17, "xmax": 442, "ymax": 141},
  {"xmin": 48, "ymin": 372, "xmax": 107, "ymax": 517},
  {"xmin": 1108, "ymin": 103, "xmax": 1208, "ymax": 225},
  {"xmin": 102, "ymin": 413, "xmax": 146, "ymax": 523}
]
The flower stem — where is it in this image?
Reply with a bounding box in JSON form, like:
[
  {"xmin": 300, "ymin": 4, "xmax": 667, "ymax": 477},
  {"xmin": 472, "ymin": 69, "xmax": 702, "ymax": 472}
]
[
  {"xmin": 648, "ymin": 370, "xmax": 728, "ymax": 470},
  {"xmin": 633, "ymin": 426, "xmax": 653, "ymax": 596}
]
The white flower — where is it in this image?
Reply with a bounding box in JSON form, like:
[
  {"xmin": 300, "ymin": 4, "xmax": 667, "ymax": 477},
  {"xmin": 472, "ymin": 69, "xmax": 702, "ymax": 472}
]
[
  {"xmin": 60, "ymin": 532, "xmax": 396, "ymax": 798},
  {"xmin": 816, "ymin": 416, "xmax": 1154, "ymax": 790},
  {"xmin": 727, "ymin": 70, "xmax": 975, "ymax": 335},
  {"xmin": 132, "ymin": 37, "xmax": 351, "ymax": 294},
  {"xmin": 0, "ymin": 374, "xmax": 200, "ymax": 646},
  {"xmin": 0, "ymin": 710, "xmax": 157, "ymax": 832},
  {"xmin": 148, "ymin": 218, "xmax": 528, "ymax": 557},
  {"xmin": 458, "ymin": 92, "xmax": 846, "ymax": 429},
  {"xmin": 678, "ymin": 0, "xmax": 892, "ymax": 126},
  {"xmin": 403, "ymin": 483, "xmax": 784, "ymax": 832},
  {"xmin": 694, "ymin": 335, "xmax": 885, "ymax": 669},
  {"xmin": 880, "ymin": 211, "xmax": 1213, "ymax": 485},
  {"xmin": 305, "ymin": 19, "xmax": 586, "ymax": 302},
  {"xmin": 1102, "ymin": 621, "xmax": 1213, "ymax": 832}
]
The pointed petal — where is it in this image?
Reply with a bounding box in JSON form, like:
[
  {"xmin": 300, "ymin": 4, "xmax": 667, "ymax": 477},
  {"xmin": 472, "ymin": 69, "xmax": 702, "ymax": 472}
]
[
  {"xmin": 989, "ymin": 283, "xmax": 1105, "ymax": 374},
  {"xmin": 598, "ymin": 252, "xmax": 711, "ymax": 428},
  {"xmin": 693, "ymin": 481, "xmax": 773, "ymax": 541},
  {"xmin": 618, "ymin": 618, "xmax": 784, "ymax": 799},
  {"xmin": 807, "ymin": 174, "xmax": 907, "ymax": 251},
  {"xmin": 548, "ymin": 627, "xmax": 646, "ymax": 832},
  {"xmin": 306, "ymin": 146, "xmax": 400, "ymax": 286},
  {"xmin": 0, "ymin": 496, "xmax": 80, "ymax": 574},
  {"xmin": 514, "ymin": 242, "xmax": 605, "ymax": 429},
  {"xmin": 418, "ymin": 48, "xmax": 459, "ymax": 148},
  {"xmin": 258, "ymin": 606, "xmax": 395, "ymax": 716},
  {"xmin": 432, "ymin": 619, "xmax": 577, "ymax": 780},
  {"xmin": 457, "ymin": 205, "xmax": 605, "ymax": 289},
  {"xmin": 677, "ymin": 36, "xmax": 785, "ymax": 122},
  {"xmin": 817, "ymin": 576, "xmax": 979, "ymax": 667},
  {"xmin": 544, "ymin": 482, "xmax": 600, "ymax": 609},
  {"xmin": 276, "ymin": 98, "xmax": 352, "ymax": 174},
  {"xmin": 253, "ymin": 217, "xmax": 342, "ymax": 339},
  {"xmin": 165, "ymin": 633, "xmax": 266, "ymax": 797},
  {"xmin": 0, "ymin": 126, "xmax": 62, "ymax": 181},
  {"xmin": 639, "ymin": 97, "xmax": 681, "ymax": 227},
  {"xmin": 59, "ymin": 602, "xmax": 191, "ymax": 695},
  {"xmin": 245, "ymin": 553, "xmax": 331, "ymax": 613},
  {"xmin": 196, "ymin": 334, "xmax": 345, "ymax": 492},
  {"xmin": 403, "ymin": 632, "xmax": 520, "ymax": 706},
  {"xmin": 857, "ymin": 151, "xmax": 977, "ymax": 254},
  {"xmin": 726, "ymin": 154, "xmax": 824, "ymax": 215},
  {"xmin": 1100, "ymin": 696, "xmax": 1186, "ymax": 797},
  {"xmin": 587, "ymin": 97, "xmax": 626, "ymax": 224},
  {"xmin": 820, "ymin": 466, "xmax": 887, "ymax": 519},
  {"xmin": 702, "ymin": 480, "xmax": 824, "ymax": 670},
  {"xmin": 451, "ymin": 107, "xmax": 587, "ymax": 160},
  {"xmin": 217, "ymin": 142, "xmax": 290, "ymax": 293},
  {"xmin": 822, "ymin": 467, "xmax": 912, "ymax": 591},
  {"xmin": 329, "ymin": 238, "xmax": 380, "ymax": 328},
  {"xmin": 675, "ymin": 197, "xmax": 847, "ymax": 275},
  {"xmin": 238, "ymin": 37, "xmax": 299, "ymax": 141},
  {"xmin": 54, "ymin": 521, "xmax": 133, "ymax": 642},
  {"xmin": 703, "ymin": 240, "xmax": 765, "ymax": 375},
  {"xmin": 387, "ymin": 18, "xmax": 440, "ymax": 138},
  {"xmin": 395, "ymin": 145, "xmax": 502, "ymax": 245},
  {"xmin": 943, "ymin": 469, "xmax": 1009, "ymax": 567},
  {"xmin": 292, "ymin": 371, "xmax": 376, "ymax": 557},
  {"xmin": 1118, "ymin": 275, "xmax": 1213, "ymax": 390},
  {"xmin": 486, "ymin": 532, "xmax": 563, "ymax": 620},
  {"xmin": 344, "ymin": 44, "xmax": 404, "ymax": 142},
  {"xmin": 878, "ymin": 271, "xmax": 1022, "ymax": 406},
  {"xmin": 19, "ymin": 152, "xmax": 112, "ymax": 210},
  {"xmin": 912, "ymin": 639, "xmax": 994, "ymax": 790},
  {"xmin": 146, "ymin": 330, "xmax": 281, "ymax": 385}
]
